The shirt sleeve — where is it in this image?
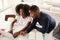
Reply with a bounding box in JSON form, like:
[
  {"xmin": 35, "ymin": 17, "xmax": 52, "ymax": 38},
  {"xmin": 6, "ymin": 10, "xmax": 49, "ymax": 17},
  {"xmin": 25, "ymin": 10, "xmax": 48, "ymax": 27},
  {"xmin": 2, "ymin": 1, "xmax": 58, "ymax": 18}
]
[
  {"xmin": 15, "ymin": 15, "xmax": 19, "ymax": 19},
  {"xmin": 36, "ymin": 18, "xmax": 49, "ymax": 34},
  {"xmin": 27, "ymin": 17, "xmax": 33, "ymax": 22},
  {"xmin": 26, "ymin": 19, "xmax": 37, "ymax": 33}
]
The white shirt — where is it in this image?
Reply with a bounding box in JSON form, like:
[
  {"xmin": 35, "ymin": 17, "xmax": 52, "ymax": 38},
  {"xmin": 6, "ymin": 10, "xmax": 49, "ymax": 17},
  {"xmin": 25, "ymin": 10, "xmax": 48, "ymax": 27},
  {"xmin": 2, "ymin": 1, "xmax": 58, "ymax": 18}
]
[{"xmin": 13, "ymin": 15, "xmax": 32, "ymax": 34}]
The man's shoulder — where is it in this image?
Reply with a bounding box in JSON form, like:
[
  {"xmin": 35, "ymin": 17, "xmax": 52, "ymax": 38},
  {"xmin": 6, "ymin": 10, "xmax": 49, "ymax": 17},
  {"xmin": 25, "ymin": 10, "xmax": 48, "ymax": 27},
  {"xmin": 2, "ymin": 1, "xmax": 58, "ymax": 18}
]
[
  {"xmin": 41, "ymin": 11, "xmax": 51, "ymax": 18},
  {"xmin": 40, "ymin": 11, "xmax": 49, "ymax": 16}
]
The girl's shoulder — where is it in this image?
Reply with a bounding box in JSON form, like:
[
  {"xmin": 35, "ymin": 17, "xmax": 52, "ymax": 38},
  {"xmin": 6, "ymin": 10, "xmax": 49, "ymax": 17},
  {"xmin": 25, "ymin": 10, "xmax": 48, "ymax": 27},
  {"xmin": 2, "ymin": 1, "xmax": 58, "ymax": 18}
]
[
  {"xmin": 26, "ymin": 16, "xmax": 33, "ymax": 21},
  {"xmin": 26, "ymin": 16, "xmax": 31, "ymax": 18},
  {"xmin": 15, "ymin": 15, "xmax": 21, "ymax": 19}
]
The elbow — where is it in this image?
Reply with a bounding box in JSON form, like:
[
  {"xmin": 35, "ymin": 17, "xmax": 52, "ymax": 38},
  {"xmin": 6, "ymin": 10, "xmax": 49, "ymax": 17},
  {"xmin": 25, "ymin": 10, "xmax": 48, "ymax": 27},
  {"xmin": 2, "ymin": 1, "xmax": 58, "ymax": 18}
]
[
  {"xmin": 26, "ymin": 27, "xmax": 34, "ymax": 33},
  {"xmin": 42, "ymin": 31, "xmax": 46, "ymax": 34}
]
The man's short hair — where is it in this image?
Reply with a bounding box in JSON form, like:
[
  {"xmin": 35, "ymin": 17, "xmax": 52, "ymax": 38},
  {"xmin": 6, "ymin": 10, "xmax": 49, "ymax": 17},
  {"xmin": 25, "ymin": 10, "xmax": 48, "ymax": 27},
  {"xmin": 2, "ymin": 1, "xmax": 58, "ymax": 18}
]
[{"xmin": 29, "ymin": 5, "xmax": 39, "ymax": 12}]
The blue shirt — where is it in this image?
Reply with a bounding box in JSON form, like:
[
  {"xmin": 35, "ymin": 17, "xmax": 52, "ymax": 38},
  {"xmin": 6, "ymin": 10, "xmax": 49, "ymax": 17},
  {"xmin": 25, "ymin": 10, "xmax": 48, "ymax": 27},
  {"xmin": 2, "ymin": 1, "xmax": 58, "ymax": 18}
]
[{"xmin": 26, "ymin": 11, "xmax": 56, "ymax": 34}]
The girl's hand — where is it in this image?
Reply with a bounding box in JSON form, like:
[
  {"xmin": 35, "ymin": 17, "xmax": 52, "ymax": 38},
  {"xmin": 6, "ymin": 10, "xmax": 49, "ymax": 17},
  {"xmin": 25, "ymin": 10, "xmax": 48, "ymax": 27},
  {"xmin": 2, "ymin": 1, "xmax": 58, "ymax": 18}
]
[
  {"xmin": 13, "ymin": 32, "xmax": 20, "ymax": 38},
  {"xmin": 20, "ymin": 31, "xmax": 27, "ymax": 36},
  {"xmin": 20, "ymin": 31, "xmax": 24, "ymax": 35},
  {"xmin": 8, "ymin": 29, "xmax": 13, "ymax": 34}
]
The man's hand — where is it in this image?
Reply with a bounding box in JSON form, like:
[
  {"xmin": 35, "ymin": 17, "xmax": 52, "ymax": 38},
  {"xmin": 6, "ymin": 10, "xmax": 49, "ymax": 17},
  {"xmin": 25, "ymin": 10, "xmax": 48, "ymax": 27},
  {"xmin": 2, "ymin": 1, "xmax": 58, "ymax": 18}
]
[{"xmin": 20, "ymin": 31, "xmax": 27, "ymax": 36}]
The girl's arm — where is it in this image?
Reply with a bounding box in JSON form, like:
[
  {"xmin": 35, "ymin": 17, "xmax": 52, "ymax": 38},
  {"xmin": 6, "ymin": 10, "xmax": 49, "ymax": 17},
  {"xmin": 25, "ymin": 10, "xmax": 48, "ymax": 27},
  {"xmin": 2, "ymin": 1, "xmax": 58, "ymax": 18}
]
[
  {"xmin": 8, "ymin": 19, "xmax": 17, "ymax": 34},
  {"xmin": 21, "ymin": 21, "xmax": 31, "ymax": 31},
  {"xmin": 17, "ymin": 21, "xmax": 31, "ymax": 36},
  {"xmin": 11, "ymin": 19, "xmax": 17, "ymax": 28},
  {"xmin": 13, "ymin": 21, "xmax": 31, "ymax": 37}
]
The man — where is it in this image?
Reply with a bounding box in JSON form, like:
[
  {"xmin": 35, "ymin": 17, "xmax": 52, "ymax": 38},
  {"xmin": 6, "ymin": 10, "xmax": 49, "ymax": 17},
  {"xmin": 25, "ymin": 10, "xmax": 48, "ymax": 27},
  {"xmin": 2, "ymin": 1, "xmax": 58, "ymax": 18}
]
[{"xmin": 24, "ymin": 5, "xmax": 56, "ymax": 34}]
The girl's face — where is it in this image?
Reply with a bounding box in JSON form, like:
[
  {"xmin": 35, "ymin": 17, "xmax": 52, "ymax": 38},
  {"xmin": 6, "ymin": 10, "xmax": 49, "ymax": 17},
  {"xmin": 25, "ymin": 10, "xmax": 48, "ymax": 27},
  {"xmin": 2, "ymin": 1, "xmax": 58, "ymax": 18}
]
[{"xmin": 19, "ymin": 9, "xmax": 25, "ymax": 18}]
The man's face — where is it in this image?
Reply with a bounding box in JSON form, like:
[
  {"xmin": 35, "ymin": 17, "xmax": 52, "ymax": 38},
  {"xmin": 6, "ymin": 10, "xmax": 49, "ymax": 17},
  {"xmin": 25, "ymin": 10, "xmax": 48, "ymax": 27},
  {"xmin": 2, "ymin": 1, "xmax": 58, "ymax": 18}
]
[{"xmin": 29, "ymin": 10, "xmax": 37, "ymax": 19}]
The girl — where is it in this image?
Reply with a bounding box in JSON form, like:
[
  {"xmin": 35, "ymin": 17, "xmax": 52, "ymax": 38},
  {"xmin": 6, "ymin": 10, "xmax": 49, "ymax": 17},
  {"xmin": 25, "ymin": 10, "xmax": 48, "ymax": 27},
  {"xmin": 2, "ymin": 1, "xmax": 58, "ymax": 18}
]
[{"xmin": 9, "ymin": 4, "xmax": 32, "ymax": 40}]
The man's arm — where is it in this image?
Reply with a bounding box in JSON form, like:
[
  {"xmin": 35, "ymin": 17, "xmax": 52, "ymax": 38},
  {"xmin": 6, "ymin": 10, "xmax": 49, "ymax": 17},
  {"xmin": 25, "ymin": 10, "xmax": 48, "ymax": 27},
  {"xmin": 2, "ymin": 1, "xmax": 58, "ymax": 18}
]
[
  {"xmin": 36, "ymin": 18, "xmax": 49, "ymax": 34},
  {"xmin": 25, "ymin": 19, "xmax": 37, "ymax": 33}
]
